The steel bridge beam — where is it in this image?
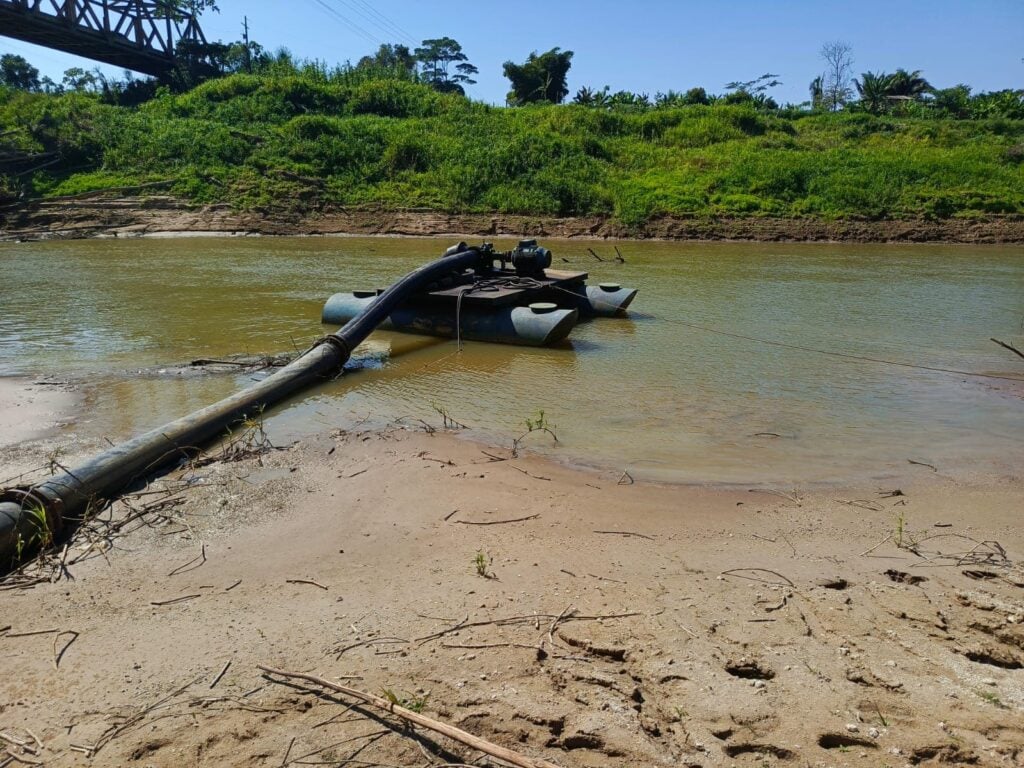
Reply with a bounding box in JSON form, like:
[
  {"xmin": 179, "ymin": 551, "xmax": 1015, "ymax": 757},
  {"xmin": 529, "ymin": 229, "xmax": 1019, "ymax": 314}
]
[{"xmin": 0, "ymin": 0, "xmax": 207, "ymax": 78}]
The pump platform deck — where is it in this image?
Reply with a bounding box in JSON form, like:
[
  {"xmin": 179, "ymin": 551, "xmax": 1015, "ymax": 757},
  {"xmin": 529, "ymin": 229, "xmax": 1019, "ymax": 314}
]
[{"xmin": 402, "ymin": 269, "xmax": 589, "ymax": 308}]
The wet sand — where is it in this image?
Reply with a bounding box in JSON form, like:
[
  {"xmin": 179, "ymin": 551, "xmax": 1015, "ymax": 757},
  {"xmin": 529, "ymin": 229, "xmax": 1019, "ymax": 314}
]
[
  {"xmin": 0, "ymin": 393, "xmax": 1022, "ymax": 767},
  {"xmin": 0, "ymin": 377, "xmax": 78, "ymax": 449}
]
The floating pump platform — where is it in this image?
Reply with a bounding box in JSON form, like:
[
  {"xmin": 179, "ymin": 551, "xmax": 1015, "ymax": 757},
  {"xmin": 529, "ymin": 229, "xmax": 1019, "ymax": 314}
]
[{"xmin": 323, "ymin": 240, "xmax": 637, "ymax": 346}]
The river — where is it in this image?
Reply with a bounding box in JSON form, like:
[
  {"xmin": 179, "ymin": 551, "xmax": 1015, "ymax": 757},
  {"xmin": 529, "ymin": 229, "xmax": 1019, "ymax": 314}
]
[{"xmin": 1, "ymin": 236, "xmax": 1021, "ymax": 485}]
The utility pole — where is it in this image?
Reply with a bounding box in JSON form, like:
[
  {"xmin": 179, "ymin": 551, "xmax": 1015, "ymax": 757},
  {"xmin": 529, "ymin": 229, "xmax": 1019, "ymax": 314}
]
[{"xmin": 242, "ymin": 15, "xmax": 251, "ymax": 73}]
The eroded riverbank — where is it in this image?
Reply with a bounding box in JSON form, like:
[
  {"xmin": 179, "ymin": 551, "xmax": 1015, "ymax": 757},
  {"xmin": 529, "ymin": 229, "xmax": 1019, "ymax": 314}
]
[{"xmin": 3, "ymin": 195, "xmax": 1024, "ymax": 243}]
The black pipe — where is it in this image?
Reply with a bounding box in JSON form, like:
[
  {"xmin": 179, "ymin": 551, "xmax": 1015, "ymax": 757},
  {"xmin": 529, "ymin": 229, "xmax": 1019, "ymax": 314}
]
[{"xmin": 1, "ymin": 244, "xmax": 484, "ymax": 568}]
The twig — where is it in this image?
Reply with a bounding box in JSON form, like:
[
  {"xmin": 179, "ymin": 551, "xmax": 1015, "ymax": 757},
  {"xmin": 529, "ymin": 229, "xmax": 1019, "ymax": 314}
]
[
  {"xmin": 150, "ymin": 594, "xmax": 201, "ymax": 606},
  {"xmin": 593, "ymin": 530, "xmax": 654, "ymax": 540},
  {"xmin": 720, "ymin": 568, "xmax": 795, "ymax": 587},
  {"xmin": 4, "ymin": 749, "xmax": 41, "ymax": 765},
  {"xmin": 617, "ymin": 470, "xmax": 634, "ymax": 485},
  {"xmin": 991, "ymin": 337, "xmax": 1024, "ymax": 361},
  {"xmin": 279, "ymin": 736, "xmax": 295, "ymax": 768},
  {"xmin": 859, "ymin": 533, "xmax": 893, "ymax": 557},
  {"xmin": 210, "ymin": 660, "xmax": 231, "ymax": 689},
  {"xmin": 509, "ymin": 465, "xmax": 551, "ymax": 481},
  {"xmin": 52, "ymin": 630, "xmax": 79, "ymax": 669},
  {"xmin": 258, "ymin": 665, "xmax": 563, "ymax": 768},
  {"xmin": 454, "ymin": 515, "xmax": 539, "ymax": 526},
  {"xmin": 225, "ymin": 579, "xmax": 242, "ymax": 591},
  {"xmin": 586, "ymin": 247, "xmax": 605, "ymax": 262},
  {"xmin": 287, "ymin": 579, "xmax": 329, "ymax": 591},
  {"xmin": 168, "ymin": 543, "xmax": 206, "ymax": 576},
  {"xmin": 5, "ymin": 628, "xmax": 59, "ymax": 638},
  {"xmin": 443, "ymin": 510, "xmax": 459, "ymax": 522},
  {"xmin": 907, "ymin": 459, "xmax": 937, "ymax": 472}
]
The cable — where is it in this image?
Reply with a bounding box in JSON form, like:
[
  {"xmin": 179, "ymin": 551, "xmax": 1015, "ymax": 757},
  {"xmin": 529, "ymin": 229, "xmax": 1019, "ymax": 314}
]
[
  {"xmin": 306, "ymin": 0, "xmax": 381, "ymax": 46},
  {"xmin": 668, "ymin": 318, "xmax": 1024, "ymax": 383},
  {"xmin": 333, "ymin": 0, "xmax": 417, "ymax": 45}
]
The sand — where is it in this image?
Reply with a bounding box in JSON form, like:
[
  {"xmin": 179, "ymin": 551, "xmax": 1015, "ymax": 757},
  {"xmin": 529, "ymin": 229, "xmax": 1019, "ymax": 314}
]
[{"xmin": 0, "ymin": 382, "xmax": 1022, "ymax": 767}]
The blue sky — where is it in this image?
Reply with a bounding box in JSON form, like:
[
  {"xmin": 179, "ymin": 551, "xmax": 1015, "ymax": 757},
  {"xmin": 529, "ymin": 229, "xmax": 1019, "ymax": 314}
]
[{"xmin": 4, "ymin": 0, "xmax": 1022, "ymax": 104}]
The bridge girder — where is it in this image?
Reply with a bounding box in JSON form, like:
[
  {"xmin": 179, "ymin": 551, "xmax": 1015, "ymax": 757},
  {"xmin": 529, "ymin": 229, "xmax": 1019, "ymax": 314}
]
[{"xmin": 0, "ymin": 0, "xmax": 207, "ymax": 78}]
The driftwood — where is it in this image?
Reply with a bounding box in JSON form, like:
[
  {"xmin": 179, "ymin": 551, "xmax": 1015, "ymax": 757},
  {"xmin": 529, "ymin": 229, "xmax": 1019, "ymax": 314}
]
[
  {"xmin": 257, "ymin": 665, "xmax": 562, "ymax": 768},
  {"xmin": 991, "ymin": 337, "xmax": 1024, "ymax": 361}
]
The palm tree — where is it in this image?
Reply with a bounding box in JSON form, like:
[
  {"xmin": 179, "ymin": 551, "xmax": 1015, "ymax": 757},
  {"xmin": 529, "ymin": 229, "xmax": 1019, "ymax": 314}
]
[
  {"xmin": 809, "ymin": 75, "xmax": 824, "ymax": 110},
  {"xmin": 855, "ymin": 71, "xmax": 895, "ymax": 114},
  {"xmin": 886, "ymin": 69, "xmax": 932, "ymax": 98}
]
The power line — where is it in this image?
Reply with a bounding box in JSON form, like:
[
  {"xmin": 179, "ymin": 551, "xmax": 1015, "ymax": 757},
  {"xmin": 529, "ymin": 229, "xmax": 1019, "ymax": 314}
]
[
  {"xmin": 335, "ymin": 0, "xmax": 417, "ymax": 46},
  {"xmin": 306, "ymin": 0, "xmax": 382, "ymax": 47}
]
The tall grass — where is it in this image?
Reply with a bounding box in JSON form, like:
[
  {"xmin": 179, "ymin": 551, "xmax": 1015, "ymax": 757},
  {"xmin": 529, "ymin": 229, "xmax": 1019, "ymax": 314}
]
[{"xmin": 2, "ymin": 73, "xmax": 1022, "ymax": 228}]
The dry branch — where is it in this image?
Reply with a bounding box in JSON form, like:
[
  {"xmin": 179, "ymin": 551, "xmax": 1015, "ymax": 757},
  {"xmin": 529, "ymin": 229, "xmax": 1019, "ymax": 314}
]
[
  {"xmin": 454, "ymin": 515, "xmax": 539, "ymax": 526},
  {"xmin": 258, "ymin": 666, "xmax": 562, "ymax": 768}
]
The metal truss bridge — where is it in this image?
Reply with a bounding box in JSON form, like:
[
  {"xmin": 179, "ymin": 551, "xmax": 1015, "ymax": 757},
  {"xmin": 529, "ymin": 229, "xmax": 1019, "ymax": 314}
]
[{"xmin": 0, "ymin": 0, "xmax": 207, "ymax": 77}]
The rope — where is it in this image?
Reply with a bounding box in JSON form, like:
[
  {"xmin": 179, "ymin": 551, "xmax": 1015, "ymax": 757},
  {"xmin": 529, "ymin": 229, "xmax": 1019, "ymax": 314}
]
[{"xmin": 669, "ymin": 319, "xmax": 1024, "ymax": 383}]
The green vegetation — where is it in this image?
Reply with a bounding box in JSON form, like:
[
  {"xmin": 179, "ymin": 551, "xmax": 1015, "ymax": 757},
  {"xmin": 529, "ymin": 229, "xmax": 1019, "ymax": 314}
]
[{"xmin": 1, "ymin": 59, "xmax": 1022, "ymax": 227}]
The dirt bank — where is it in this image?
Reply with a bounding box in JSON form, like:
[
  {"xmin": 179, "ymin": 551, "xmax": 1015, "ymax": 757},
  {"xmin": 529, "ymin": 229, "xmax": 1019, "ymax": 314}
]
[
  {"xmin": 3, "ymin": 195, "xmax": 1024, "ymax": 243},
  {"xmin": 1, "ymin": 418, "xmax": 1022, "ymax": 767},
  {"xmin": 0, "ymin": 378, "xmax": 79, "ymax": 449}
]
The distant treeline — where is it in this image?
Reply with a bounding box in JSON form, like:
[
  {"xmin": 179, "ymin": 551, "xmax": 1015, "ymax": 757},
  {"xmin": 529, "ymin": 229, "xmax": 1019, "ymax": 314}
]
[{"xmin": 1, "ymin": 51, "xmax": 1022, "ymax": 226}]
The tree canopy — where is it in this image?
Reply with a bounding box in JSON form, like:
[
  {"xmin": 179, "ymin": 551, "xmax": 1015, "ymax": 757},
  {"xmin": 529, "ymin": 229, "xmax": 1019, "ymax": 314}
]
[
  {"xmin": 0, "ymin": 55, "xmax": 41, "ymax": 91},
  {"xmin": 503, "ymin": 48, "xmax": 574, "ymax": 105},
  {"xmin": 414, "ymin": 37, "xmax": 477, "ymax": 95}
]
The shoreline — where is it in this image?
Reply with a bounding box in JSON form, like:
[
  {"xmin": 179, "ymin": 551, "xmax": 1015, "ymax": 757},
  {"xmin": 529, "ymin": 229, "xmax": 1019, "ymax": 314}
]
[{"xmin": 3, "ymin": 195, "xmax": 1024, "ymax": 243}]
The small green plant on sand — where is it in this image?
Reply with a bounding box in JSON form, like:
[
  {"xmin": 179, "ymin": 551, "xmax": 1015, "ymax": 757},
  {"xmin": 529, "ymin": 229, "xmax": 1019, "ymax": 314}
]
[
  {"xmin": 512, "ymin": 410, "xmax": 559, "ymax": 457},
  {"xmin": 977, "ymin": 689, "xmax": 1007, "ymax": 709},
  {"xmin": 474, "ymin": 550, "xmax": 493, "ymax": 578},
  {"xmin": 381, "ymin": 687, "xmax": 429, "ymax": 713}
]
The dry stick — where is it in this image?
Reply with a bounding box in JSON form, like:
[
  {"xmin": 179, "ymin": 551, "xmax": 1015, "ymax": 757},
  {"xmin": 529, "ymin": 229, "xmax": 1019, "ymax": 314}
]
[
  {"xmin": 508, "ymin": 465, "xmax": 551, "ymax": 481},
  {"xmin": 991, "ymin": 337, "xmax": 1024, "ymax": 361},
  {"xmin": 4, "ymin": 749, "xmax": 41, "ymax": 766},
  {"xmin": 443, "ymin": 510, "xmax": 459, "ymax": 522},
  {"xmin": 5, "ymin": 628, "xmax": 59, "ymax": 638},
  {"xmin": 860, "ymin": 533, "xmax": 893, "ymax": 557},
  {"xmin": 279, "ymin": 736, "xmax": 296, "ymax": 768},
  {"xmin": 454, "ymin": 515, "xmax": 539, "ymax": 526},
  {"xmin": 150, "ymin": 594, "xmax": 201, "ymax": 606},
  {"xmin": 168, "ymin": 543, "xmax": 207, "ymax": 577},
  {"xmin": 258, "ymin": 666, "xmax": 563, "ymax": 768},
  {"xmin": 287, "ymin": 579, "xmax": 329, "ymax": 591},
  {"xmin": 720, "ymin": 568, "xmax": 795, "ymax": 587},
  {"xmin": 53, "ymin": 630, "xmax": 79, "ymax": 669},
  {"xmin": 586, "ymin": 247, "xmax": 605, "ymax": 262},
  {"xmin": 614, "ymin": 245, "xmax": 625, "ymax": 262},
  {"xmin": 907, "ymin": 459, "xmax": 938, "ymax": 472},
  {"xmin": 210, "ymin": 660, "xmax": 232, "ymax": 689},
  {"xmin": 225, "ymin": 579, "xmax": 242, "ymax": 591},
  {"xmin": 617, "ymin": 470, "xmax": 634, "ymax": 485},
  {"xmin": 593, "ymin": 530, "xmax": 654, "ymax": 540},
  {"xmin": 414, "ymin": 611, "xmax": 639, "ymax": 645}
]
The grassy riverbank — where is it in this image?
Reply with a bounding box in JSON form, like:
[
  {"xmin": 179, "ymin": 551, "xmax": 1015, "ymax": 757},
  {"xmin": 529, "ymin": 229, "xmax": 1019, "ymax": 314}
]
[{"xmin": 2, "ymin": 71, "xmax": 1023, "ymax": 230}]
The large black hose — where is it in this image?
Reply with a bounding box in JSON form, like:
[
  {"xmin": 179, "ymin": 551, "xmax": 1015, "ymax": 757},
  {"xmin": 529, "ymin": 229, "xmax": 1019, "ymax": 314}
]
[{"xmin": 0, "ymin": 244, "xmax": 484, "ymax": 568}]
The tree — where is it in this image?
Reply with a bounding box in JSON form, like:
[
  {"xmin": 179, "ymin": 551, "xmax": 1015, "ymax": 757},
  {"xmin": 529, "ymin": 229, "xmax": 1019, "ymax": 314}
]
[
  {"xmin": 820, "ymin": 41, "xmax": 854, "ymax": 111},
  {"xmin": 414, "ymin": 37, "xmax": 477, "ymax": 94},
  {"xmin": 724, "ymin": 73, "xmax": 781, "ymax": 110},
  {"xmin": 808, "ymin": 75, "xmax": 824, "ymax": 110},
  {"xmin": 61, "ymin": 67, "xmax": 98, "ymax": 92},
  {"xmin": 886, "ymin": 69, "xmax": 931, "ymax": 98},
  {"xmin": 358, "ymin": 43, "xmax": 416, "ymax": 75},
  {"xmin": 503, "ymin": 48, "xmax": 574, "ymax": 105},
  {"xmin": 0, "ymin": 54, "xmax": 41, "ymax": 91},
  {"xmin": 854, "ymin": 71, "xmax": 894, "ymax": 114}
]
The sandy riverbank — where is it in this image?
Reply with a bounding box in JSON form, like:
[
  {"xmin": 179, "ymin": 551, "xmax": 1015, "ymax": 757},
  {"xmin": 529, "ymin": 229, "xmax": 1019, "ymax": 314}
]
[
  {"xmin": 3, "ymin": 195, "xmax": 1024, "ymax": 243},
  {"xmin": 0, "ymin": 378, "xmax": 1022, "ymax": 767}
]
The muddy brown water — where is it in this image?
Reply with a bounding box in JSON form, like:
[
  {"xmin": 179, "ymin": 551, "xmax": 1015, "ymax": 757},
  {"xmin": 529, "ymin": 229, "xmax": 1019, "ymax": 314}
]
[{"xmin": 1, "ymin": 236, "xmax": 1022, "ymax": 485}]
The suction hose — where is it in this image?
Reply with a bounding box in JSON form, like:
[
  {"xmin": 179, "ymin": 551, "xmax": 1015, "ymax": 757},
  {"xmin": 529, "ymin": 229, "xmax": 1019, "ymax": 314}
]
[{"xmin": 1, "ymin": 244, "xmax": 485, "ymax": 568}]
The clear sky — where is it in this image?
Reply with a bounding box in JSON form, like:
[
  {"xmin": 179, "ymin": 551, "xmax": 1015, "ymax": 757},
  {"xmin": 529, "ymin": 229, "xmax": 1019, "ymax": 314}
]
[{"xmin": 3, "ymin": 0, "xmax": 1022, "ymax": 104}]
